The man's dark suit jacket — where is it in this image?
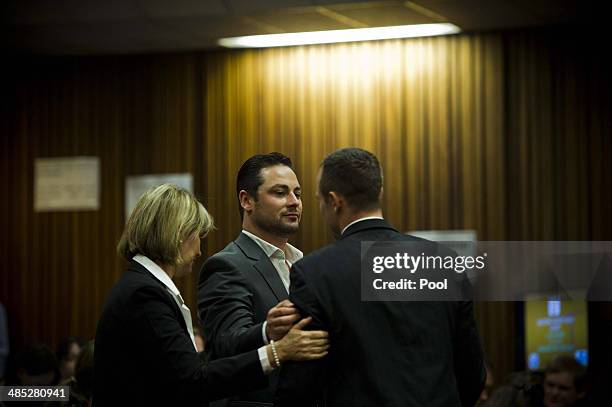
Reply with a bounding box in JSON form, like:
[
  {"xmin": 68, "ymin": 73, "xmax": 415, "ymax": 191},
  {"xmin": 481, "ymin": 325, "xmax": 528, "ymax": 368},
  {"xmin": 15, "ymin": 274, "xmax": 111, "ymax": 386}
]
[
  {"xmin": 275, "ymin": 219, "xmax": 486, "ymax": 407},
  {"xmin": 198, "ymin": 232, "xmax": 289, "ymax": 406},
  {"xmin": 94, "ymin": 260, "xmax": 266, "ymax": 407}
]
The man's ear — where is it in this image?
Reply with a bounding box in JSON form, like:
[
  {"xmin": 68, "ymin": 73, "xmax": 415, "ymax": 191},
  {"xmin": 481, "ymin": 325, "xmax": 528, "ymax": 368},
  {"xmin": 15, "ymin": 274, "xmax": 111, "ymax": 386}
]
[
  {"xmin": 239, "ymin": 190, "xmax": 256, "ymax": 214},
  {"xmin": 328, "ymin": 191, "xmax": 343, "ymax": 212}
]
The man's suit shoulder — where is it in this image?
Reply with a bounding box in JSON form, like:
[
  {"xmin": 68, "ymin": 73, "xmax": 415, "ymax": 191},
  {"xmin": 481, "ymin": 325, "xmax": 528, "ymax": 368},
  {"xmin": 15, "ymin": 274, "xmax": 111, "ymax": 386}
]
[
  {"xmin": 293, "ymin": 240, "xmax": 341, "ymax": 270},
  {"xmin": 206, "ymin": 240, "xmax": 243, "ymax": 261},
  {"xmin": 200, "ymin": 241, "xmax": 248, "ymax": 277},
  {"xmin": 293, "ymin": 229, "xmax": 444, "ymax": 279}
]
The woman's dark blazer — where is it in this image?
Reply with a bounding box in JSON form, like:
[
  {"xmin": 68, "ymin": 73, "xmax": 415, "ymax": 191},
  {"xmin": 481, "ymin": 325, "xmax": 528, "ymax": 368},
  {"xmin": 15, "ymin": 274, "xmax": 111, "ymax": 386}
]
[{"xmin": 94, "ymin": 260, "xmax": 266, "ymax": 406}]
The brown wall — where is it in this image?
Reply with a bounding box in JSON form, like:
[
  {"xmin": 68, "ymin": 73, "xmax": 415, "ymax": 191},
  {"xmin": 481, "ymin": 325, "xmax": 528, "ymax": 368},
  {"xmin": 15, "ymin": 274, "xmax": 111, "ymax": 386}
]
[{"xmin": 1, "ymin": 27, "xmax": 610, "ymax": 383}]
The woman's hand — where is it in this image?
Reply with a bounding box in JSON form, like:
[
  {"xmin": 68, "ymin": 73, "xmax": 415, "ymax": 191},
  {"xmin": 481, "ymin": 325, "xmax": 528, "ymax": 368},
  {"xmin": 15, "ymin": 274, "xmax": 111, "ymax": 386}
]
[{"xmin": 272, "ymin": 317, "xmax": 329, "ymax": 364}]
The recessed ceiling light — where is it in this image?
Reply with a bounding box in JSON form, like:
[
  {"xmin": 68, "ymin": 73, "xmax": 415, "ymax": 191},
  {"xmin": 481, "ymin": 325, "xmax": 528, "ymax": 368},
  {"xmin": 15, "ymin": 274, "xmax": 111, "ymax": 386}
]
[{"xmin": 218, "ymin": 23, "xmax": 460, "ymax": 48}]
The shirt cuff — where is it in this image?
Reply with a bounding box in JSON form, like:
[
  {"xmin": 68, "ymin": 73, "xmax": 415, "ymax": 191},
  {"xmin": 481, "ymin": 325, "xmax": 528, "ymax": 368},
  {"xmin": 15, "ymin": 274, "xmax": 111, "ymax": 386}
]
[
  {"xmin": 258, "ymin": 345, "xmax": 274, "ymax": 374},
  {"xmin": 261, "ymin": 321, "xmax": 269, "ymax": 344}
]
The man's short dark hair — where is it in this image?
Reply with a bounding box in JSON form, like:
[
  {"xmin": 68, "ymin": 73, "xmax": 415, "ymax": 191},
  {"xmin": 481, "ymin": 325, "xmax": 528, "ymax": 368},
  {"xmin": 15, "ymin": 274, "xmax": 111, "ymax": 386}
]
[
  {"xmin": 319, "ymin": 148, "xmax": 382, "ymax": 211},
  {"xmin": 16, "ymin": 343, "xmax": 58, "ymax": 376},
  {"xmin": 236, "ymin": 152, "xmax": 293, "ymax": 218}
]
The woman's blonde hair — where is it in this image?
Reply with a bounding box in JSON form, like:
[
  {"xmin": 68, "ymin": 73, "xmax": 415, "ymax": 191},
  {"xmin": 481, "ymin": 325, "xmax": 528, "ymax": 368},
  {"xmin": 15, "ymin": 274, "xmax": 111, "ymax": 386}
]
[{"xmin": 117, "ymin": 184, "xmax": 214, "ymax": 266}]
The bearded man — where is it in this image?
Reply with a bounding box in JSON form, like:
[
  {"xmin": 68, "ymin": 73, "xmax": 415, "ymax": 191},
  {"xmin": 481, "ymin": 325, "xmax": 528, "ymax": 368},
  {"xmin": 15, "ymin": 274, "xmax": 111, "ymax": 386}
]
[{"xmin": 198, "ymin": 152, "xmax": 304, "ymax": 407}]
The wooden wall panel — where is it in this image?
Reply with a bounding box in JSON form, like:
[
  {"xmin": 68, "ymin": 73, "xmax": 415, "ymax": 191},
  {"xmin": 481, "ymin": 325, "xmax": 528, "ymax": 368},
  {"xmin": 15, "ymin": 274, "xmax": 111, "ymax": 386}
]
[
  {"xmin": 1, "ymin": 28, "xmax": 610, "ymax": 388},
  {"xmin": 203, "ymin": 34, "xmax": 507, "ymax": 250},
  {"xmin": 0, "ymin": 54, "xmax": 204, "ymax": 355},
  {"xmin": 202, "ymin": 30, "xmax": 610, "ymax": 385},
  {"xmin": 202, "ymin": 32, "xmax": 518, "ymax": 382}
]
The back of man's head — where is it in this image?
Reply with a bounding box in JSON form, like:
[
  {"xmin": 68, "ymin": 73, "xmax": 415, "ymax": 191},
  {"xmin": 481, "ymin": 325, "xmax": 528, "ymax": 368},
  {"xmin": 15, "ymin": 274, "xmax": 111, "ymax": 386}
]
[
  {"xmin": 16, "ymin": 343, "xmax": 58, "ymax": 385},
  {"xmin": 319, "ymin": 148, "xmax": 382, "ymax": 211},
  {"xmin": 236, "ymin": 152, "xmax": 293, "ymax": 218}
]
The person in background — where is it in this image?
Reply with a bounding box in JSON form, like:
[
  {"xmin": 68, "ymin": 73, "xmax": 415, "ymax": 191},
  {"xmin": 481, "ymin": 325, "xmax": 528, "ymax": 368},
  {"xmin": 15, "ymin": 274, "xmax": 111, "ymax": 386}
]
[
  {"xmin": 57, "ymin": 336, "xmax": 85, "ymax": 383},
  {"xmin": 478, "ymin": 361, "xmax": 496, "ymax": 405},
  {"xmin": 543, "ymin": 356, "xmax": 587, "ymax": 407},
  {"xmin": 13, "ymin": 343, "xmax": 58, "ymax": 386},
  {"xmin": 483, "ymin": 385, "xmax": 531, "ymax": 407},
  {"xmin": 48, "ymin": 340, "xmax": 95, "ymax": 407},
  {"xmin": 483, "ymin": 370, "xmax": 544, "ymax": 407},
  {"xmin": 1, "ymin": 343, "xmax": 57, "ymax": 407},
  {"xmin": 94, "ymin": 183, "xmax": 328, "ymax": 406}
]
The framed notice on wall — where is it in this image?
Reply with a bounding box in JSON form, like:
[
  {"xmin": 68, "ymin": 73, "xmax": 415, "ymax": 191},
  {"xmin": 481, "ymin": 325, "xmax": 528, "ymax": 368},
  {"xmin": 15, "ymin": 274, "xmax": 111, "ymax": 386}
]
[
  {"xmin": 34, "ymin": 156, "xmax": 100, "ymax": 212},
  {"xmin": 125, "ymin": 173, "xmax": 193, "ymax": 220}
]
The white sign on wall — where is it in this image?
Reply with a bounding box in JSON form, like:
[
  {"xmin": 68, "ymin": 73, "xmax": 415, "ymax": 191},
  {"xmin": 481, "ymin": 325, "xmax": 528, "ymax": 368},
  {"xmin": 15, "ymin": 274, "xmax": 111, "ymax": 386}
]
[
  {"xmin": 407, "ymin": 229, "xmax": 479, "ymax": 282},
  {"xmin": 407, "ymin": 229, "xmax": 478, "ymax": 252},
  {"xmin": 125, "ymin": 173, "xmax": 193, "ymax": 219},
  {"xmin": 34, "ymin": 157, "xmax": 100, "ymax": 212}
]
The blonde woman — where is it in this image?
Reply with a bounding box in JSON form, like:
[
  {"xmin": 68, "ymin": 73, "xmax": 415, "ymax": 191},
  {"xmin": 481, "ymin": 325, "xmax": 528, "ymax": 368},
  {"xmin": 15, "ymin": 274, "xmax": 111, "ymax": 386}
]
[{"xmin": 94, "ymin": 184, "xmax": 328, "ymax": 406}]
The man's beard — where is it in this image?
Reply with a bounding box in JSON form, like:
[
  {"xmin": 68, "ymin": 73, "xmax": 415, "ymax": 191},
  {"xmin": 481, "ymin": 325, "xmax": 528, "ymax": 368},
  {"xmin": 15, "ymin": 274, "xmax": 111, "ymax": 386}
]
[{"xmin": 252, "ymin": 211, "xmax": 299, "ymax": 237}]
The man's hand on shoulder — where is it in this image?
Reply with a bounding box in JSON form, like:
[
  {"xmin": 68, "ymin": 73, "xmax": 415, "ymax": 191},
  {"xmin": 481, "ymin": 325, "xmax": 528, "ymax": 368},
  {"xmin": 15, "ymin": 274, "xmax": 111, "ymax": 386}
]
[{"xmin": 266, "ymin": 300, "xmax": 301, "ymax": 341}]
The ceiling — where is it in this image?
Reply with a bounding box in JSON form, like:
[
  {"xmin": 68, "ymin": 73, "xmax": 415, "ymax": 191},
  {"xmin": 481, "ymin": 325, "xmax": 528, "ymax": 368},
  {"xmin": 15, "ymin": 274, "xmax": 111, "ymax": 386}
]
[{"xmin": 2, "ymin": 0, "xmax": 586, "ymax": 55}]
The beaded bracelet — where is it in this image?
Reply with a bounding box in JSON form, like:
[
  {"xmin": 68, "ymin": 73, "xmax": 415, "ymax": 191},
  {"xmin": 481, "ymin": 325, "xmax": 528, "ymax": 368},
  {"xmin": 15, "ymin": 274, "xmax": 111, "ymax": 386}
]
[{"xmin": 270, "ymin": 340, "xmax": 281, "ymax": 368}]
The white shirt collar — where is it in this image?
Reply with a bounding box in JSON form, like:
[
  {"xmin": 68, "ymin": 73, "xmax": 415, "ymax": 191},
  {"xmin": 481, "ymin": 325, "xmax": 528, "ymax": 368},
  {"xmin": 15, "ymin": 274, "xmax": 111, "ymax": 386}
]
[
  {"xmin": 133, "ymin": 254, "xmax": 181, "ymax": 298},
  {"xmin": 132, "ymin": 254, "xmax": 197, "ymax": 352},
  {"xmin": 341, "ymin": 216, "xmax": 384, "ymax": 236},
  {"xmin": 241, "ymin": 229, "xmax": 303, "ymax": 263}
]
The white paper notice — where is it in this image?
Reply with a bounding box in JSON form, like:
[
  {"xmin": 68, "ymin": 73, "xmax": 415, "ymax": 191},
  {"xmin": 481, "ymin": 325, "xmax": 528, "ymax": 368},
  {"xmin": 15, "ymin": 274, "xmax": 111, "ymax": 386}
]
[
  {"xmin": 407, "ymin": 229, "xmax": 479, "ymax": 282},
  {"xmin": 34, "ymin": 157, "xmax": 100, "ymax": 212},
  {"xmin": 125, "ymin": 173, "xmax": 193, "ymax": 219}
]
